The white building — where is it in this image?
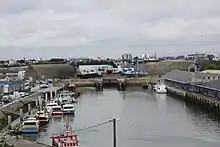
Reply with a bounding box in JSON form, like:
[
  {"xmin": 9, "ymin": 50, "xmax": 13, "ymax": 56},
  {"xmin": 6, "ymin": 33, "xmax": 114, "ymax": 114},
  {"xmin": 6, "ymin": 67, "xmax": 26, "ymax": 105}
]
[
  {"xmin": 139, "ymin": 54, "xmax": 149, "ymax": 59},
  {"xmin": 18, "ymin": 70, "xmax": 26, "ymax": 80},
  {"xmin": 8, "ymin": 59, "xmax": 17, "ymax": 66}
]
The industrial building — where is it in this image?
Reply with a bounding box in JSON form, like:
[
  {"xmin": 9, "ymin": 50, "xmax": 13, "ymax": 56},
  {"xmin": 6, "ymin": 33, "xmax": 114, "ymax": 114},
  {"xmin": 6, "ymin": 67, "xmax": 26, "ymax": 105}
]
[
  {"xmin": 0, "ymin": 81, "xmax": 25, "ymax": 96},
  {"xmin": 162, "ymin": 70, "xmax": 220, "ymax": 99}
]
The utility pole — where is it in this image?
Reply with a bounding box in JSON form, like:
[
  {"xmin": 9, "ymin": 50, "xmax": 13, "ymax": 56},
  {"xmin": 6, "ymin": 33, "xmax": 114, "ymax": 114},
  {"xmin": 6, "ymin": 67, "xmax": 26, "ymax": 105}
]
[{"xmin": 113, "ymin": 118, "xmax": 116, "ymax": 147}]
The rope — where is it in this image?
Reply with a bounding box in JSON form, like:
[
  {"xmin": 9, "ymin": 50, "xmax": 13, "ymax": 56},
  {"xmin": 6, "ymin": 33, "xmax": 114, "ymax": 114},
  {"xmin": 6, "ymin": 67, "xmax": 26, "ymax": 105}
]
[{"xmin": 73, "ymin": 119, "xmax": 113, "ymax": 132}]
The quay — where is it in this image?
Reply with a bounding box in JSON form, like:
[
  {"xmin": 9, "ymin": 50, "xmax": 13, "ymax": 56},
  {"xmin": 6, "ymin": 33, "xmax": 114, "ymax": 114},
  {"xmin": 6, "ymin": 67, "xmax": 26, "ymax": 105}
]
[
  {"xmin": 163, "ymin": 70, "xmax": 220, "ymax": 110},
  {"xmin": 62, "ymin": 76, "xmax": 157, "ymax": 88},
  {"xmin": 0, "ymin": 86, "xmax": 64, "ymax": 147}
]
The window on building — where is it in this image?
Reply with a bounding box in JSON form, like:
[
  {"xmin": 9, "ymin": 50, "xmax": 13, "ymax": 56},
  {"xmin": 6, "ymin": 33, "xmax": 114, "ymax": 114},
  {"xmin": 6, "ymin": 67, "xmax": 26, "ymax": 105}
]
[
  {"xmin": 208, "ymin": 77, "xmax": 210, "ymax": 79},
  {"xmin": 213, "ymin": 77, "xmax": 215, "ymax": 80},
  {"xmin": 218, "ymin": 76, "xmax": 220, "ymax": 79}
]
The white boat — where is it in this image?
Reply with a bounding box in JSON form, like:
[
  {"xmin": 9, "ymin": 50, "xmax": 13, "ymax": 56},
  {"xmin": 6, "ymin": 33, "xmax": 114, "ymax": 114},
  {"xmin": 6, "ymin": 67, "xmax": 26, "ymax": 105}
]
[
  {"xmin": 35, "ymin": 110, "xmax": 50, "ymax": 125},
  {"xmin": 21, "ymin": 118, "xmax": 39, "ymax": 133},
  {"xmin": 62, "ymin": 104, "xmax": 75, "ymax": 115},
  {"xmin": 154, "ymin": 83, "xmax": 167, "ymax": 94},
  {"xmin": 46, "ymin": 102, "xmax": 58, "ymax": 113},
  {"xmin": 51, "ymin": 106, "xmax": 63, "ymax": 116}
]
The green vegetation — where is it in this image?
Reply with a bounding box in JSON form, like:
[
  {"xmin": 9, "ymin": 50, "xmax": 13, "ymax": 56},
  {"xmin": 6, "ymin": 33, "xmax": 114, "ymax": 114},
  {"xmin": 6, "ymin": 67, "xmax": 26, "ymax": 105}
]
[
  {"xmin": 202, "ymin": 60, "xmax": 220, "ymax": 70},
  {"xmin": 76, "ymin": 59, "xmax": 117, "ymax": 68},
  {"xmin": 35, "ymin": 58, "xmax": 67, "ymax": 64}
]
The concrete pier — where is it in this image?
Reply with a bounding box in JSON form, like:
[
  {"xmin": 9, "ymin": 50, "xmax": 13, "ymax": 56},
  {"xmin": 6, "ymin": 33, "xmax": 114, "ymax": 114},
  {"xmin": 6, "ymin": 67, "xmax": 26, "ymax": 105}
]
[
  {"xmin": 117, "ymin": 78, "xmax": 126, "ymax": 91},
  {"xmin": 28, "ymin": 103, "xmax": 31, "ymax": 115},
  {"xmin": 19, "ymin": 109, "xmax": 23, "ymax": 121},
  {"xmin": 65, "ymin": 76, "xmax": 157, "ymax": 87},
  {"xmin": 50, "ymin": 91, "xmax": 53, "ymax": 99},
  {"xmin": 7, "ymin": 115, "xmax": 12, "ymax": 128},
  {"xmin": 45, "ymin": 92, "xmax": 48, "ymax": 102},
  {"xmin": 94, "ymin": 79, "xmax": 103, "ymax": 91}
]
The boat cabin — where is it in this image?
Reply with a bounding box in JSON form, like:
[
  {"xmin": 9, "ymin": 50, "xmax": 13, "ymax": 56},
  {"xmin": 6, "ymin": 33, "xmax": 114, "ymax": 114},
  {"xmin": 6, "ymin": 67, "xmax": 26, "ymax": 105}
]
[{"xmin": 52, "ymin": 106, "xmax": 62, "ymax": 112}]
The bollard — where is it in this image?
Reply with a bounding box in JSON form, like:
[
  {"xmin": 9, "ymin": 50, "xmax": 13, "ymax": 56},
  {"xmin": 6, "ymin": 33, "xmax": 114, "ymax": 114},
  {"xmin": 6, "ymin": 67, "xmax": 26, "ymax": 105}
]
[
  {"xmin": 20, "ymin": 109, "xmax": 23, "ymax": 121},
  {"xmin": 28, "ymin": 103, "xmax": 31, "ymax": 115},
  {"xmin": 8, "ymin": 115, "xmax": 12, "ymax": 128}
]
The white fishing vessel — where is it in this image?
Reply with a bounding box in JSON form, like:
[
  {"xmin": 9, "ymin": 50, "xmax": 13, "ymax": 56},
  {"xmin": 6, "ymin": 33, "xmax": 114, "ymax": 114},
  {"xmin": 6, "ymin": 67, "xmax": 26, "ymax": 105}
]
[
  {"xmin": 154, "ymin": 83, "xmax": 167, "ymax": 94},
  {"xmin": 51, "ymin": 106, "xmax": 63, "ymax": 116},
  {"xmin": 62, "ymin": 104, "xmax": 75, "ymax": 115},
  {"xmin": 35, "ymin": 110, "xmax": 50, "ymax": 125},
  {"xmin": 21, "ymin": 118, "xmax": 39, "ymax": 133},
  {"xmin": 46, "ymin": 102, "xmax": 58, "ymax": 113}
]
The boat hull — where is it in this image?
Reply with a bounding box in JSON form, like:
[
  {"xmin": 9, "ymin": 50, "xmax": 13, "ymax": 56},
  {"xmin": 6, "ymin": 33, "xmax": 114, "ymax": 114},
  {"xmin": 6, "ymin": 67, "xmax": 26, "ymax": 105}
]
[
  {"xmin": 21, "ymin": 129, "xmax": 38, "ymax": 134},
  {"xmin": 52, "ymin": 112, "xmax": 63, "ymax": 115},
  {"xmin": 63, "ymin": 110, "xmax": 75, "ymax": 115},
  {"xmin": 38, "ymin": 120, "xmax": 49, "ymax": 125},
  {"xmin": 155, "ymin": 91, "xmax": 167, "ymax": 94}
]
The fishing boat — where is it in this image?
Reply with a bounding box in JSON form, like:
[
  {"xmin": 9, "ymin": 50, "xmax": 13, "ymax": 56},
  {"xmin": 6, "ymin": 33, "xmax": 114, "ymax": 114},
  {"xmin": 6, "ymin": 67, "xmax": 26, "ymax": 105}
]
[
  {"xmin": 65, "ymin": 83, "xmax": 76, "ymax": 92},
  {"xmin": 46, "ymin": 102, "xmax": 58, "ymax": 113},
  {"xmin": 51, "ymin": 120, "xmax": 79, "ymax": 147},
  {"xmin": 21, "ymin": 118, "xmax": 39, "ymax": 133},
  {"xmin": 62, "ymin": 104, "xmax": 75, "ymax": 115},
  {"xmin": 154, "ymin": 83, "xmax": 167, "ymax": 94},
  {"xmin": 51, "ymin": 106, "xmax": 63, "ymax": 116},
  {"xmin": 35, "ymin": 110, "xmax": 50, "ymax": 125}
]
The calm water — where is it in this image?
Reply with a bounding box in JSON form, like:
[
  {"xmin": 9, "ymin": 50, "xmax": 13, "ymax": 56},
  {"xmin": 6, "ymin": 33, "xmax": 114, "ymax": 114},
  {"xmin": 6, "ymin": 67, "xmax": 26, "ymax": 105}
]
[{"xmin": 29, "ymin": 88, "xmax": 220, "ymax": 147}]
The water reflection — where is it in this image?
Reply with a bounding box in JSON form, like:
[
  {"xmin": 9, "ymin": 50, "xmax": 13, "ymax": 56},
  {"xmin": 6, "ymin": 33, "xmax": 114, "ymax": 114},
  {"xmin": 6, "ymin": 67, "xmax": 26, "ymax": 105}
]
[
  {"xmin": 28, "ymin": 89, "xmax": 220, "ymax": 147},
  {"xmin": 22, "ymin": 134, "xmax": 39, "ymax": 141}
]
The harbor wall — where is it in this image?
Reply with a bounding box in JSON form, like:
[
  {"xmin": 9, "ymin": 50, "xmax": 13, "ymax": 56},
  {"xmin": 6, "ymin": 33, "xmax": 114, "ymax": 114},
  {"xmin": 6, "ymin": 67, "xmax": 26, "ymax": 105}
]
[
  {"xmin": 0, "ymin": 92, "xmax": 41, "ymax": 119},
  {"xmin": 63, "ymin": 76, "xmax": 158, "ymax": 87},
  {"xmin": 167, "ymin": 86, "xmax": 220, "ymax": 109}
]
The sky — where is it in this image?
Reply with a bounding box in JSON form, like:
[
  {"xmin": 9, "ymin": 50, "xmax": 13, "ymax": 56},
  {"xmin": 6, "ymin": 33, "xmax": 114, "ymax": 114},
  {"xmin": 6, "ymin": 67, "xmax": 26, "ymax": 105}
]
[{"xmin": 1, "ymin": 0, "xmax": 220, "ymax": 59}]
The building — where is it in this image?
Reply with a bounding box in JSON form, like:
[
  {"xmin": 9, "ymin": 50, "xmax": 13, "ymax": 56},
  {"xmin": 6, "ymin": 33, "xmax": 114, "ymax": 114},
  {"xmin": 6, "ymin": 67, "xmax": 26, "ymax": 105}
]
[
  {"xmin": 25, "ymin": 64, "xmax": 75, "ymax": 80},
  {"xmin": 18, "ymin": 70, "xmax": 26, "ymax": 80},
  {"xmin": 121, "ymin": 53, "xmax": 133, "ymax": 72},
  {"xmin": 0, "ymin": 81, "xmax": 24, "ymax": 95}
]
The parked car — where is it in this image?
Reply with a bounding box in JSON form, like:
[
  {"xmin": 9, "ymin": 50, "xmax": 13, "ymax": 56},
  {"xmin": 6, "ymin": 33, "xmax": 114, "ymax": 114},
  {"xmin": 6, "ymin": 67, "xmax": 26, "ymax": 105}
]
[{"xmin": 40, "ymin": 84, "xmax": 49, "ymax": 89}]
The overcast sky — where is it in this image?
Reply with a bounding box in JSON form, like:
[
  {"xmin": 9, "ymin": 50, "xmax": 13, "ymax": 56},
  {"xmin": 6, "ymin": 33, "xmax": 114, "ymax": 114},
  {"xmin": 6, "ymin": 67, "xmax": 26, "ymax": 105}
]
[{"xmin": 1, "ymin": 0, "xmax": 220, "ymax": 59}]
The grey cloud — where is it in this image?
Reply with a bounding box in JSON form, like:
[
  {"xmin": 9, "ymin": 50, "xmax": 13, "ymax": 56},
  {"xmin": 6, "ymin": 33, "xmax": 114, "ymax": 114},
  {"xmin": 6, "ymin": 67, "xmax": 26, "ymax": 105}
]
[{"xmin": 0, "ymin": 0, "xmax": 220, "ymax": 59}]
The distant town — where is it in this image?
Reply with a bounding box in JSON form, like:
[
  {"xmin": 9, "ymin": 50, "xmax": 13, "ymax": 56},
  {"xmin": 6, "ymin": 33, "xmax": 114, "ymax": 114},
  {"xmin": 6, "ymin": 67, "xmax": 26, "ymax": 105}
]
[{"xmin": 0, "ymin": 52, "xmax": 220, "ymax": 103}]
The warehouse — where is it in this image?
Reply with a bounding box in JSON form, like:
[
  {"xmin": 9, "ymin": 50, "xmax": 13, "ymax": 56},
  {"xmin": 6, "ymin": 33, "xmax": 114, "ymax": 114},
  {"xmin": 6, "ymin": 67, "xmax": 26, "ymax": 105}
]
[{"xmin": 162, "ymin": 70, "xmax": 220, "ymax": 99}]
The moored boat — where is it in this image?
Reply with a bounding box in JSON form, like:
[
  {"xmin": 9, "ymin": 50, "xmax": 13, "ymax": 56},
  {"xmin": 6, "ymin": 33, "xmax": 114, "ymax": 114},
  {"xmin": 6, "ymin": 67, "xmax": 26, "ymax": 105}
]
[
  {"xmin": 21, "ymin": 118, "xmax": 39, "ymax": 134},
  {"xmin": 46, "ymin": 102, "xmax": 58, "ymax": 113},
  {"xmin": 51, "ymin": 120, "xmax": 79, "ymax": 147},
  {"xmin": 35, "ymin": 110, "xmax": 49, "ymax": 125},
  {"xmin": 62, "ymin": 104, "xmax": 75, "ymax": 115},
  {"xmin": 154, "ymin": 83, "xmax": 167, "ymax": 94},
  {"xmin": 51, "ymin": 106, "xmax": 63, "ymax": 116}
]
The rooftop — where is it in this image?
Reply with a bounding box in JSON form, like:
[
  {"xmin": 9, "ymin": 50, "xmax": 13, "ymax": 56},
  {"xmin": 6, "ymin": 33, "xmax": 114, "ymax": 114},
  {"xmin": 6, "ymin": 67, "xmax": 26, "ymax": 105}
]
[
  {"xmin": 200, "ymin": 79, "xmax": 220, "ymax": 91},
  {"xmin": 162, "ymin": 70, "xmax": 193, "ymax": 83}
]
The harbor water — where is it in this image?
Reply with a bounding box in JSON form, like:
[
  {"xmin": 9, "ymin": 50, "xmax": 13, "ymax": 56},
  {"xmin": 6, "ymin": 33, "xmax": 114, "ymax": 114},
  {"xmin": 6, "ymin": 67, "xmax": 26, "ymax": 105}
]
[{"xmin": 28, "ymin": 88, "xmax": 220, "ymax": 147}]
